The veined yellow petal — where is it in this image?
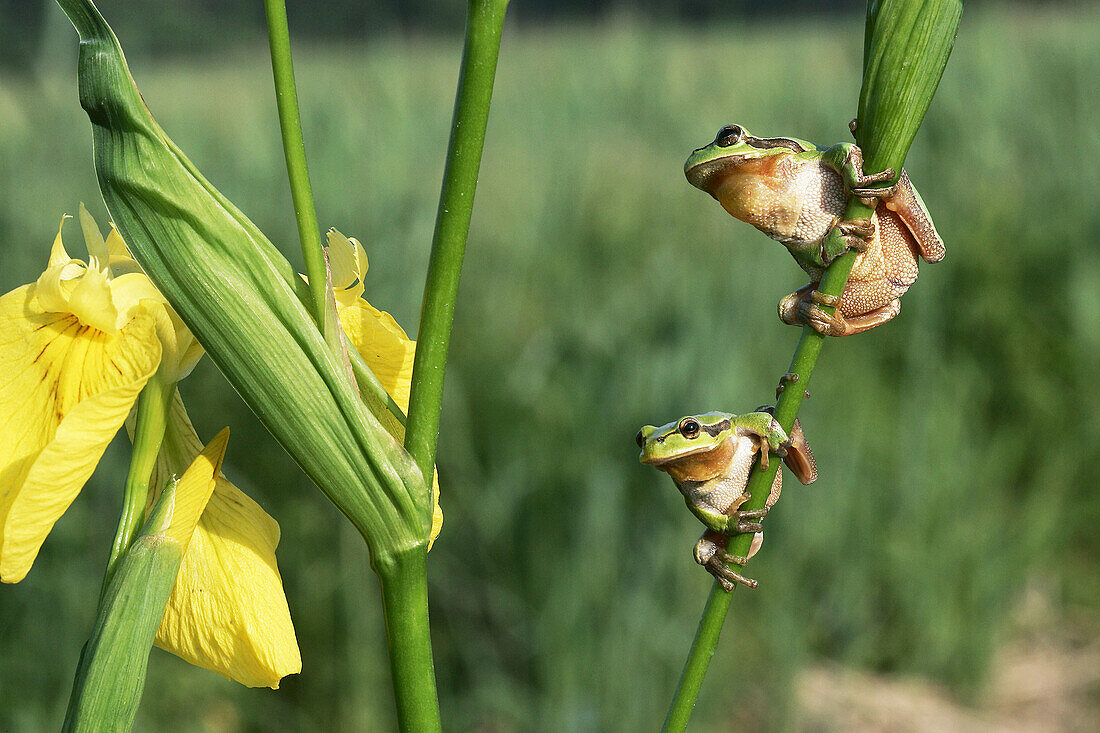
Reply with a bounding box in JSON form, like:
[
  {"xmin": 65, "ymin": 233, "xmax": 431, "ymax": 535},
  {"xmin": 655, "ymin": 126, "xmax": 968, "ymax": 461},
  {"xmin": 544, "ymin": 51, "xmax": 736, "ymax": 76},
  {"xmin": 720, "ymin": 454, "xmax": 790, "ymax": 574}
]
[
  {"xmin": 337, "ymin": 300, "xmax": 444, "ymax": 546},
  {"xmin": 149, "ymin": 392, "xmax": 301, "ymax": 688},
  {"xmin": 0, "ymin": 286, "xmax": 160, "ymax": 582},
  {"xmin": 162, "ymin": 428, "xmax": 227, "ymax": 549},
  {"xmin": 337, "ymin": 292, "xmax": 444, "ymax": 547},
  {"xmin": 338, "ymin": 301, "xmax": 416, "ymax": 412},
  {"xmin": 35, "ymin": 216, "xmax": 119, "ymax": 334}
]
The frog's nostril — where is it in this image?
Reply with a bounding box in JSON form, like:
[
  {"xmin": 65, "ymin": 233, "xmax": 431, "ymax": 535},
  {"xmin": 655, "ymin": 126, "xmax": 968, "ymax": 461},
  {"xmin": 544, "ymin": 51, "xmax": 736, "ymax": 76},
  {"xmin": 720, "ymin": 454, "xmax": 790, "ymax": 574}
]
[{"xmin": 715, "ymin": 125, "xmax": 743, "ymax": 147}]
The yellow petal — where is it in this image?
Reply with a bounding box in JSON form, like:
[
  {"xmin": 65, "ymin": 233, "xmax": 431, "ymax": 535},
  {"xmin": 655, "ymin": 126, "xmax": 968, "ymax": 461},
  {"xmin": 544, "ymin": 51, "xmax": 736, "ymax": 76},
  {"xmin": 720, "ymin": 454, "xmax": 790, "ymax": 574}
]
[
  {"xmin": 150, "ymin": 393, "xmax": 301, "ymax": 688},
  {"xmin": 0, "ymin": 286, "xmax": 160, "ymax": 582},
  {"xmin": 338, "ymin": 300, "xmax": 416, "ymax": 412},
  {"xmin": 162, "ymin": 428, "xmax": 227, "ymax": 549},
  {"xmin": 35, "ymin": 216, "xmax": 118, "ymax": 334},
  {"xmin": 337, "ymin": 296, "xmax": 443, "ymax": 547},
  {"xmin": 104, "ymin": 223, "xmax": 133, "ymax": 261},
  {"xmin": 47, "ymin": 215, "xmax": 74, "ymax": 269},
  {"xmin": 325, "ymin": 229, "xmax": 366, "ymax": 296},
  {"xmin": 428, "ymin": 472, "xmax": 443, "ymax": 550},
  {"xmin": 78, "ymin": 202, "xmax": 110, "ymax": 272},
  {"xmin": 67, "ymin": 265, "xmax": 119, "ymax": 334}
]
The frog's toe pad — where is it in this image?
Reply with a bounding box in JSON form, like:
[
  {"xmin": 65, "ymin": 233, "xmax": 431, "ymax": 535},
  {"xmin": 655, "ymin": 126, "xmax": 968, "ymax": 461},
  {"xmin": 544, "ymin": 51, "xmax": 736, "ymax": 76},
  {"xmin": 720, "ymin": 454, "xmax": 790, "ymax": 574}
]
[
  {"xmin": 802, "ymin": 304, "xmax": 848, "ymax": 337},
  {"xmin": 706, "ymin": 558, "xmax": 758, "ymax": 590}
]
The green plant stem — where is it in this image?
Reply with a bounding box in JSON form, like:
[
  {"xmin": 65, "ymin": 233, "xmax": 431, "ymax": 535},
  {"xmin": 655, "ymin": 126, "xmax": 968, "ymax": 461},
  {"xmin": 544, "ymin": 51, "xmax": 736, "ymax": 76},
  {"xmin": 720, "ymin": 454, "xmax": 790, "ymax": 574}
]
[
  {"xmin": 404, "ymin": 0, "xmax": 510, "ymax": 481},
  {"xmin": 102, "ymin": 374, "xmax": 173, "ymax": 595},
  {"xmin": 662, "ymin": 2, "xmax": 960, "ymax": 728},
  {"xmin": 376, "ymin": 548, "xmax": 441, "ymax": 733},
  {"xmin": 263, "ymin": 0, "xmax": 328, "ymax": 326},
  {"xmin": 661, "ymin": 246, "xmax": 861, "ymax": 733},
  {"xmin": 375, "ymin": 1, "xmax": 508, "ymax": 726}
]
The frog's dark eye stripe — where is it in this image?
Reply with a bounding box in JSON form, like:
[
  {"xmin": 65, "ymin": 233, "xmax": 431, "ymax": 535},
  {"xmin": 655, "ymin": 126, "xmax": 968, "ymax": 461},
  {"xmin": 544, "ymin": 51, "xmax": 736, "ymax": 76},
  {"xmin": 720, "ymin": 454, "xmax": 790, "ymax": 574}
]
[
  {"xmin": 635, "ymin": 430, "xmax": 646, "ymax": 448},
  {"xmin": 745, "ymin": 135, "xmax": 806, "ymax": 153},
  {"xmin": 702, "ymin": 419, "xmax": 731, "ymax": 437},
  {"xmin": 714, "ymin": 125, "xmax": 743, "ymax": 147},
  {"xmin": 678, "ymin": 418, "xmax": 702, "ymax": 439}
]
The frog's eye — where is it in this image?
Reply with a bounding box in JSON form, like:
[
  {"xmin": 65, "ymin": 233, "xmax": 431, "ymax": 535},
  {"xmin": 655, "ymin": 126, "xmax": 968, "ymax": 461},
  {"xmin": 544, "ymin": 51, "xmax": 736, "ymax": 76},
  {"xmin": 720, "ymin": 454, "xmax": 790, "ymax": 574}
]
[
  {"xmin": 635, "ymin": 430, "xmax": 646, "ymax": 448},
  {"xmin": 678, "ymin": 418, "xmax": 702, "ymax": 439},
  {"xmin": 715, "ymin": 125, "xmax": 743, "ymax": 147}
]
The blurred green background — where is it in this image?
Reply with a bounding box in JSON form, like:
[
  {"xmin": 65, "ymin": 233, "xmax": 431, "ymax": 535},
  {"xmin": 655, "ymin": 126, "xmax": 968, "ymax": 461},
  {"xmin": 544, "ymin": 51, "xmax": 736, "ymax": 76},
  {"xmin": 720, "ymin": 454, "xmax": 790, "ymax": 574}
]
[{"xmin": 1, "ymin": 1, "xmax": 1098, "ymax": 730}]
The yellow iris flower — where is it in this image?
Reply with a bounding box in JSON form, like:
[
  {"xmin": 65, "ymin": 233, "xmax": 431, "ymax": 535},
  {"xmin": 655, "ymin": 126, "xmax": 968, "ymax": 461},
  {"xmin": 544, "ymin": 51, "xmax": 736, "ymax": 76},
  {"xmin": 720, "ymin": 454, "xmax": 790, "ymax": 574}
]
[
  {"xmin": 326, "ymin": 229, "xmax": 443, "ymax": 546},
  {"xmin": 0, "ymin": 208, "xmax": 299, "ymax": 688}
]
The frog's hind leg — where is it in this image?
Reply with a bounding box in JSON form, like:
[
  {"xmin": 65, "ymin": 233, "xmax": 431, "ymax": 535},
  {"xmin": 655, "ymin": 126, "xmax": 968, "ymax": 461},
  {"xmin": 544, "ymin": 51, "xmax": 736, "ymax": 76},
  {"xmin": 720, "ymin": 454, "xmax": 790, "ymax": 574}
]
[
  {"xmin": 835, "ymin": 299, "xmax": 902, "ymax": 335},
  {"xmin": 882, "ymin": 170, "xmax": 946, "ymax": 263},
  {"xmin": 779, "ymin": 284, "xmax": 901, "ymax": 336},
  {"xmin": 779, "ymin": 284, "xmax": 846, "ymax": 336},
  {"xmin": 694, "ymin": 530, "xmax": 760, "ymax": 591}
]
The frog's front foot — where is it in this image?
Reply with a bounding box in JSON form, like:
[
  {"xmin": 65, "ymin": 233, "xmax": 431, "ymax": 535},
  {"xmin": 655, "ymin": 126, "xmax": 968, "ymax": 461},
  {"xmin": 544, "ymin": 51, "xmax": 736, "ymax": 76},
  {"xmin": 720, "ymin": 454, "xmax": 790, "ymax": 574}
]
[
  {"xmin": 775, "ymin": 372, "xmax": 798, "ymax": 399},
  {"xmin": 779, "ymin": 287, "xmax": 849, "ymax": 337},
  {"xmin": 731, "ymin": 506, "xmax": 769, "ymax": 535},
  {"xmin": 843, "ymin": 144, "xmax": 897, "ymax": 199},
  {"xmin": 821, "ymin": 215, "xmax": 875, "ymax": 264},
  {"xmin": 694, "ymin": 532, "xmax": 758, "ymax": 591},
  {"xmin": 775, "ymin": 372, "xmax": 810, "ymax": 400}
]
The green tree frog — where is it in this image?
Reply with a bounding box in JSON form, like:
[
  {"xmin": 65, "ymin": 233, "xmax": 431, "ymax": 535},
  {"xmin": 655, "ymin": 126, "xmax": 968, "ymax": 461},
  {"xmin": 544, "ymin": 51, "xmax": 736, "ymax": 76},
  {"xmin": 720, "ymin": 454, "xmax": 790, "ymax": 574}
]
[
  {"xmin": 637, "ymin": 410, "xmax": 817, "ymax": 590},
  {"xmin": 684, "ymin": 122, "xmax": 946, "ymax": 336}
]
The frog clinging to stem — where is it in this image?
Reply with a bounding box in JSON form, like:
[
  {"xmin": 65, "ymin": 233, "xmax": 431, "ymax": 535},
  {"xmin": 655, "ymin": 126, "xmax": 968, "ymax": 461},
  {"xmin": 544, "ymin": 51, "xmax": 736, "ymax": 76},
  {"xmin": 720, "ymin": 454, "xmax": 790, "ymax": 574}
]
[
  {"xmin": 685, "ymin": 121, "xmax": 945, "ymax": 336},
  {"xmin": 637, "ymin": 410, "xmax": 816, "ymax": 590}
]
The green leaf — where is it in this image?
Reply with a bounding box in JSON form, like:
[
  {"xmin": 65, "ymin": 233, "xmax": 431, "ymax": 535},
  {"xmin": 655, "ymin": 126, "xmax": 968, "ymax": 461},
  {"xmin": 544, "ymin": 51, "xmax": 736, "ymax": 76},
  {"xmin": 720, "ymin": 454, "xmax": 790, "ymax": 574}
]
[
  {"xmin": 63, "ymin": 480, "xmax": 181, "ymax": 733},
  {"xmin": 55, "ymin": 0, "xmax": 429, "ymax": 562},
  {"xmin": 857, "ymin": 0, "xmax": 963, "ymax": 174}
]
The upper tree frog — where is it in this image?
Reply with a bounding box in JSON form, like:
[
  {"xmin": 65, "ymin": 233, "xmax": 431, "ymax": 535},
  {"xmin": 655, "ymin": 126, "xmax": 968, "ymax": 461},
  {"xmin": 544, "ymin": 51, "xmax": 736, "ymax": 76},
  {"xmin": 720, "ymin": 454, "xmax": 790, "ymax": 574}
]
[
  {"xmin": 637, "ymin": 410, "xmax": 816, "ymax": 590},
  {"xmin": 684, "ymin": 122, "xmax": 945, "ymax": 336}
]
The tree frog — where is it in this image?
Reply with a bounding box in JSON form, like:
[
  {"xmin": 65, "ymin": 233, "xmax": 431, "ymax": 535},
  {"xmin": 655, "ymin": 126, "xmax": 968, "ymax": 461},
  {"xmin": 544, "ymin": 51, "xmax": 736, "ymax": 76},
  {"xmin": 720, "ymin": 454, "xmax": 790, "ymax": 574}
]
[
  {"xmin": 684, "ymin": 122, "xmax": 946, "ymax": 336},
  {"xmin": 637, "ymin": 410, "xmax": 817, "ymax": 590}
]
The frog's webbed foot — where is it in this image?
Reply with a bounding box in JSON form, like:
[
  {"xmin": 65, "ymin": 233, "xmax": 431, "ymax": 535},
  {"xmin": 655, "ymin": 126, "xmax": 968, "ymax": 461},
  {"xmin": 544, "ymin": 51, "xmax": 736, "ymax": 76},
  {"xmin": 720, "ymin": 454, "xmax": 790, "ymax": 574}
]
[
  {"xmin": 821, "ymin": 215, "xmax": 875, "ymax": 264},
  {"xmin": 695, "ymin": 531, "xmax": 759, "ymax": 591},
  {"xmin": 842, "ymin": 144, "xmax": 897, "ymax": 200},
  {"xmin": 835, "ymin": 217, "xmax": 874, "ymax": 248},
  {"xmin": 731, "ymin": 505, "xmax": 769, "ymax": 535},
  {"xmin": 781, "ymin": 285, "xmax": 903, "ymax": 337},
  {"xmin": 779, "ymin": 286, "xmax": 850, "ymax": 337}
]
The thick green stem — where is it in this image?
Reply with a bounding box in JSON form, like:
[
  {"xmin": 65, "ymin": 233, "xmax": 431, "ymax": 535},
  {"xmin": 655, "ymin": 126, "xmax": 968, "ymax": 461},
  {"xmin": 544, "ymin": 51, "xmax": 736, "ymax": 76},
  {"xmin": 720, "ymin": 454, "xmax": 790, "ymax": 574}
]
[
  {"xmin": 404, "ymin": 0, "xmax": 510, "ymax": 481},
  {"xmin": 102, "ymin": 374, "xmax": 173, "ymax": 594},
  {"xmin": 372, "ymin": 1, "xmax": 508, "ymax": 726},
  {"xmin": 662, "ymin": 2, "xmax": 960, "ymax": 729},
  {"xmin": 376, "ymin": 548, "xmax": 441, "ymax": 733},
  {"xmin": 263, "ymin": 0, "xmax": 328, "ymax": 326}
]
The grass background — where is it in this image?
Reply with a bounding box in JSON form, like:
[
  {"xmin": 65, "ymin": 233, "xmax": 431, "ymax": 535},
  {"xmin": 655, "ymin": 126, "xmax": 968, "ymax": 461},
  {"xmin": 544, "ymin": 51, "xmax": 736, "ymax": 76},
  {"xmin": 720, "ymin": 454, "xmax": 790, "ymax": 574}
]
[{"xmin": 1, "ymin": 2, "xmax": 1098, "ymax": 730}]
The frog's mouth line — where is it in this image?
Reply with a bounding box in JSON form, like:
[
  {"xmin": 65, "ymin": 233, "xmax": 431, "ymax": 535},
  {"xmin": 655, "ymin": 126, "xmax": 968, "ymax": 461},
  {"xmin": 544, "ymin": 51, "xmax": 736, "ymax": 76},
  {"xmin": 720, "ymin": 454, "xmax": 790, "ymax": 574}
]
[
  {"xmin": 640, "ymin": 440, "xmax": 722, "ymax": 467},
  {"xmin": 684, "ymin": 157, "xmax": 743, "ymax": 195}
]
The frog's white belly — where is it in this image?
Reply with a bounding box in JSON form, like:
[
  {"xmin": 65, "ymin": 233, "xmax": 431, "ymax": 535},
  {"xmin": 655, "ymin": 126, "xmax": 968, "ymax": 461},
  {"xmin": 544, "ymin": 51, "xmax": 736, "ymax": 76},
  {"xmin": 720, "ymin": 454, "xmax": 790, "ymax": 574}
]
[
  {"xmin": 769, "ymin": 162, "xmax": 846, "ymax": 247},
  {"xmin": 682, "ymin": 437, "xmax": 759, "ymax": 516}
]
